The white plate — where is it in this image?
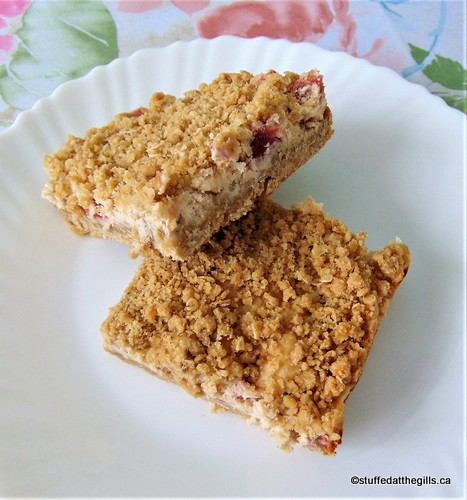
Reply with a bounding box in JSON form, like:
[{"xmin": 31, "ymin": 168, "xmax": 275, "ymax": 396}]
[{"xmin": 0, "ymin": 36, "xmax": 465, "ymax": 497}]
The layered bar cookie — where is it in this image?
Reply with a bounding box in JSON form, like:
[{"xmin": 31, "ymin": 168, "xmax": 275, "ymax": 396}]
[
  {"xmin": 42, "ymin": 69, "xmax": 333, "ymax": 259},
  {"xmin": 101, "ymin": 197, "xmax": 410, "ymax": 455}
]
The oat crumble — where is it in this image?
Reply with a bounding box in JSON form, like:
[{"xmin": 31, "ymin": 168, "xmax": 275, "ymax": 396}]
[{"xmin": 101, "ymin": 197, "xmax": 410, "ymax": 455}]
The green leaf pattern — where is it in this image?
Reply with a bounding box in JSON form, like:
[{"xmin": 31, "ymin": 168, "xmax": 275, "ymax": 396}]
[
  {"xmin": 409, "ymin": 43, "xmax": 467, "ymax": 113},
  {"xmin": 0, "ymin": 0, "xmax": 117, "ymax": 110}
]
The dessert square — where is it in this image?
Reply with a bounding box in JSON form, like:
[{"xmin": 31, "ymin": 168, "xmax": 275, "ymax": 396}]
[
  {"xmin": 42, "ymin": 69, "xmax": 333, "ymax": 259},
  {"xmin": 101, "ymin": 197, "xmax": 410, "ymax": 455}
]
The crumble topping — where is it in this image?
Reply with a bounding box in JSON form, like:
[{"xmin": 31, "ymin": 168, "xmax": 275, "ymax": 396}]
[
  {"xmin": 43, "ymin": 70, "xmax": 328, "ymax": 217},
  {"xmin": 102, "ymin": 197, "xmax": 410, "ymax": 454}
]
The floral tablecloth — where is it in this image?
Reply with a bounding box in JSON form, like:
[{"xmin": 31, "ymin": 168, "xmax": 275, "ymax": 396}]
[{"xmin": 0, "ymin": 0, "xmax": 465, "ymax": 133}]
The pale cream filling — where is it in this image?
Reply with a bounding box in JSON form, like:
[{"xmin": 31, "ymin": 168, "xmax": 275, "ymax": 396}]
[{"xmin": 92, "ymin": 139, "xmax": 282, "ymax": 249}]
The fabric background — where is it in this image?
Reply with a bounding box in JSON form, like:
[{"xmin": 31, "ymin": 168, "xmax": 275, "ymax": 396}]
[{"xmin": 0, "ymin": 0, "xmax": 466, "ymax": 132}]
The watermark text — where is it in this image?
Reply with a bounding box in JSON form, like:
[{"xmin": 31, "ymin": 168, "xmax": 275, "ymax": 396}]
[{"xmin": 351, "ymin": 475, "xmax": 451, "ymax": 487}]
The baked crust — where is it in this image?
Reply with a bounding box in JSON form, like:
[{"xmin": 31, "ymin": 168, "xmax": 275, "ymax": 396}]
[
  {"xmin": 101, "ymin": 197, "xmax": 410, "ymax": 455},
  {"xmin": 42, "ymin": 70, "xmax": 333, "ymax": 259}
]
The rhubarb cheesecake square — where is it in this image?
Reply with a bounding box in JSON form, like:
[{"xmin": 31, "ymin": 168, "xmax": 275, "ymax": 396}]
[
  {"xmin": 42, "ymin": 69, "xmax": 333, "ymax": 259},
  {"xmin": 101, "ymin": 197, "xmax": 410, "ymax": 455}
]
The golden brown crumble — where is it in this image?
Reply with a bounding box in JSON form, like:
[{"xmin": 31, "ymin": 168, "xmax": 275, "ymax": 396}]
[
  {"xmin": 101, "ymin": 197, "xmax": 410, "ymax": 455},
  {"xmin": 43, "ymin": 70, "xmax": 328, "ymax": 213}
]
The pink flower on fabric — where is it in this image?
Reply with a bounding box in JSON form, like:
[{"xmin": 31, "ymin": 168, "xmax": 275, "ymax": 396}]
[
  {"xmin": 0, "ymin": 0, "xmax": 31, "ymax": 64},
  {"xmin": 117, "ymin": 0, "xmax": 164, "ymax": 14},
  {"xmin": 0, "ymin": 34, "xmax": 14, "ymax": 52},
  {"xmin": 197, "ymin": 1, "xmax": 335, "ymax": 44},
  {"xmin": 196, "ymin": 0, "xmax": 383, "ymax": 58},
  {"xmin": 0, "ymin": 0, "xmax": 30, "ymax": 17},
  {"xmin": 118, "ymin": 0, "xmax": 210, "ymax": 15},
  {"xmin": 172, "ymin": 0, "xmax": 210, "ymax": 15}
]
